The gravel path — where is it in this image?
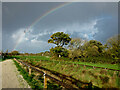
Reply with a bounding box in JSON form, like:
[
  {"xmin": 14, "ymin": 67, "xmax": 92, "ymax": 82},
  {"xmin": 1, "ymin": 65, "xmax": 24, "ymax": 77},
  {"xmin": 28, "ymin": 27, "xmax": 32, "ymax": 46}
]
[{"xmin": 1, "ymin": 59, "xmax": 31, "ymax": 89}]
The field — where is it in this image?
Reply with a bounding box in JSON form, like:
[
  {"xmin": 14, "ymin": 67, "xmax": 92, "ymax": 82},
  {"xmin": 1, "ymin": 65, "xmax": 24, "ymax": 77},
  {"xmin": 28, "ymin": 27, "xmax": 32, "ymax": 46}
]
[{"xmin": 14, "ymin": 55, "xmax": 120, "ymax": 88}]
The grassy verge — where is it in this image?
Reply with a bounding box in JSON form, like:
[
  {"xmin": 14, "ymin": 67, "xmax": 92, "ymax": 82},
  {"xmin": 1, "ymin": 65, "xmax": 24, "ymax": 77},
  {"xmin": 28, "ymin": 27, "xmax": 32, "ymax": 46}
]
[
  {"xmin": 15, "ymin": 55, "xmax": 119, "ymax": 70},
  {"xmin": 28, "ymin": 60, "xmax": 120, "ymax": 88},
  {"xmin": 69, "ymin": 61, "xmax": 119, "ymax": 70},
  {"xmin": 14, "ymin": 55, "xmax": 50, "ymax": 61},
  {"xmin": 13, "ymin": 59, "xmax": 62, "ymax": 89},
  {"xmin": 0, "ymin": 58, "xmax": 2, "ymax": 62},
  {"xmin": 13, "ymin": 60, "xmax": 43, "ymax": 89},
  {"xmin": 13, "ymin": 55, "xmax": 120, "ymax": 88}
]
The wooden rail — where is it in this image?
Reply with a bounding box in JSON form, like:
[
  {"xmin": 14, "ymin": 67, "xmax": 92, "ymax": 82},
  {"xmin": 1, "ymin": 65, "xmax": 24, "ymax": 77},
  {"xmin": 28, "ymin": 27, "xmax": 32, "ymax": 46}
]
[{"xmin": 13, "ymin": 58, "xmax": 77, "ymax": 89}]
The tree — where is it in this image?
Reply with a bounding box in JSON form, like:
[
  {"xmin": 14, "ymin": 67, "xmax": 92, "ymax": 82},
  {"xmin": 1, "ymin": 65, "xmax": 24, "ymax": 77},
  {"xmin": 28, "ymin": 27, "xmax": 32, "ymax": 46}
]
[
  {"xmin": 50, "ymin": 46, "xmax": 68, "ymax": 57},
  {"xmin": 5, "ymin": 49, "xmax": 8, "ymax": 55},
  {"xmin": 48, "ymin": 32, "xmax": 71, "ymax": 47},
  {"xmin": 86, "ymin": 45, "xmax": 99, "ymax": 57},
  {"xmin": 83, "ymin": 40, "xmax": 103, "ymax": 53},
  {"xmin": 68, "ymin": 49, "xmax": 82, "ymax": 60},
  {"xmin": 10, "ymin": 50, "xmax": 20, "ymax": 55},
  {"xmin": 68, "ymin": 38, "xmax": 82, "ymax": 50},
  {"xmin": 48, "ymin": 32, "xmax": 71, "ymax": 57},
  {"xmin": 68, "ymin": 38, "xmax": 86, "ymax": 59},
  {"xmin": 82, "ymin": 40, "xmax": 103, "ymax": 57},
  {"xmin": 44, "ymin": 51, "xmax": 51, "ymax": 56},
  {"xmin": 106, "ymin": 34, "xmax": 120, "ymax": 59}
]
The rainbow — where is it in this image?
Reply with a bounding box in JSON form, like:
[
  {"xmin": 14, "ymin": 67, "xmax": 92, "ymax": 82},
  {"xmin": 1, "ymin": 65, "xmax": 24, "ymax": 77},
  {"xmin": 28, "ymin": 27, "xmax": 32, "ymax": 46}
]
[
  {"xmin": 26, "ymin": 2, "xmax": 73, "ymax": 32},
  {"xmin": 13, "ymin": 2, "xmax": 74, "ymax": 50}
]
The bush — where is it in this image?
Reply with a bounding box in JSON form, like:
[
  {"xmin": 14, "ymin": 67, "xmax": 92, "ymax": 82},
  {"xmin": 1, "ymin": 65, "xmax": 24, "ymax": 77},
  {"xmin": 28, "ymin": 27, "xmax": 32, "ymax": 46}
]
[
  {"xmin": 68, "ymin": 49, "xmax": 82, "ymax": 60},
  {"xmin": 50, "ymin": 46, "xmax": 69, "ymax": 57}
]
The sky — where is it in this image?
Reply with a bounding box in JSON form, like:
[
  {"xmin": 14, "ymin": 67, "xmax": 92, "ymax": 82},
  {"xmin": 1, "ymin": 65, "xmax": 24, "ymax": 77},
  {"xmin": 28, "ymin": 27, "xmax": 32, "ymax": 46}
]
[{"xmin": 2, "ymin": 2, "xmax": 118, "ymax": 53}]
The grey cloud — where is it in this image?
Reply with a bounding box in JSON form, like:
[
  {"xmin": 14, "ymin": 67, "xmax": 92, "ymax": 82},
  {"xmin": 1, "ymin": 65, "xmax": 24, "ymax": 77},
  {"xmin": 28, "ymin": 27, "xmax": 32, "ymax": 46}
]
[
  {"xmin": 94, "ymin": 17, "xmax": 118, "ymax": 43},
  {"xmin": 2, "ymin": 2, "xmax": 118, "ymax": 53}
]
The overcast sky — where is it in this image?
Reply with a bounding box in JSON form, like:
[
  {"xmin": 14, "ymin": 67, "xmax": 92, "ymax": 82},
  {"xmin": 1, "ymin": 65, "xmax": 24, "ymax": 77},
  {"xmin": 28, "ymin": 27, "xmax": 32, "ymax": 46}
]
[{"xmin": 2, "ymin": 2, "xmax": 118, "ymax": 53}]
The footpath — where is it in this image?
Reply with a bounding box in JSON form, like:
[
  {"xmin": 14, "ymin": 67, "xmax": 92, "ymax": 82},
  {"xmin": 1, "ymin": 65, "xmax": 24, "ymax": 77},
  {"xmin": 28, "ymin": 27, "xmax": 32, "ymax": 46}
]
[{"xmin": 1, "ymin": 59, "xmax": 31, "ymax": 89}]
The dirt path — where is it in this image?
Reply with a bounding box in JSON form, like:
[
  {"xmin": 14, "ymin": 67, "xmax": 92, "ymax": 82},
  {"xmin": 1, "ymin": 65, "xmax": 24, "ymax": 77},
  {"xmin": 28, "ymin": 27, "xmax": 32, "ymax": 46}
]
[{"xmin": 1, "ymin": 59, "xmax": 31, "ymax": 89}]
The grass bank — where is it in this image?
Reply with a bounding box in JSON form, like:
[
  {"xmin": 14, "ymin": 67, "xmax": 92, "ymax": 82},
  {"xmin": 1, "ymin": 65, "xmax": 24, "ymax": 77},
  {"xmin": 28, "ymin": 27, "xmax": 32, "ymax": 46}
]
[
  {"xmin": 15, "ymin": 55, "xmax": 119, "ymax": 70},
  {"xmin": 13, "ymin": 55, "xmax": 120, "ymax": 88},
  {"xmin": 13, "ymin": 59, "xmax": 62, "ymax": 89}
]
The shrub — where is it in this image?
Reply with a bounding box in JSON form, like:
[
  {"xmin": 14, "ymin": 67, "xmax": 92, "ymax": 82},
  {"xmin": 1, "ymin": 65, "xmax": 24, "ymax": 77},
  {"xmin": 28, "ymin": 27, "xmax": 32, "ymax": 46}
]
[
  {"xmin": 68, "ymin": 49, "xmax": 82, "ymax": 60},
  {"xmin": 50, "ymin": 46, "xmax": 69, "ymax": 57}
]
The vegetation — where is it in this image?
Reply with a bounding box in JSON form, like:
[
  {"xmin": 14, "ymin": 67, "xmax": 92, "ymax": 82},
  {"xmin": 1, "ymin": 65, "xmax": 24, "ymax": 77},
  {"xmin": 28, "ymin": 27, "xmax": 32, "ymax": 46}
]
[
  {"xmin": 3, "ymin": 32, "xmax": 120, "ymax": 89},
  {"xmin": 3, "ymin": 33, "xmax": 119, "ymax": 64},
  {"xmin": 14, "ymin": 55, "xmax": 120, "ymax": 88},
  {"xmin": 1, "ymin": 50, "xmax": 20, "ymax": 60},
  {"xmin": 50, "ymin": 46, "xmax": 69, "ymax": 57},
  {"xmin": 13, "ymin": 60, "xmax": 62, "ymax": 89},
  {"xmin": 48, "ymin": 33, "xmax": 119, "ymax": 64},
  {"xmin": 15, "ymin": 55, "xmax": 119, "ymax": 70},
  {"xmin": 48, "ymin": 32, "xmax": 71, "ymax": 58},
  {"xmin": 48, "ymin": 32, "xmax": 71, "ymax": 47}
]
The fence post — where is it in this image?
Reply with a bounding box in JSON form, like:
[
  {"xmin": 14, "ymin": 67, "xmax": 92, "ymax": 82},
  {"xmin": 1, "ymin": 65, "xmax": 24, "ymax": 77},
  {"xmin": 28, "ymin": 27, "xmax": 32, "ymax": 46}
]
[
  {"xmin": 84, "ymin": 65, "xmax": 86, "ymax": 69},
  {"xmin": 44, "ymin": 71, "xmax": 47, "ymax": 89},
  {"xmin": 14, "ymin": 58, "xmax": 18, "ymax": 63},
  {"xmin": 93, "ymin": 66, "xmax": 96, "ymax": 69},
  {"xmin": 28, "ymin": 66, "xmax": 31, "ymax": 76},
  {"xmin": 20, "ymin": 62, "xmax": 22, "ymax": 66}
]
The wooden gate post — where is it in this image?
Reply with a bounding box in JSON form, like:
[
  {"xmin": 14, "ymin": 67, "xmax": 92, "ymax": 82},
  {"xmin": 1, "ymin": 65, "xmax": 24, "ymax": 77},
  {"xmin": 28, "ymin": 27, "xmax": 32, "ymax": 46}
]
[{"xmin": 44, "ymin": 71, "xmax": 47, "ymax": 88}]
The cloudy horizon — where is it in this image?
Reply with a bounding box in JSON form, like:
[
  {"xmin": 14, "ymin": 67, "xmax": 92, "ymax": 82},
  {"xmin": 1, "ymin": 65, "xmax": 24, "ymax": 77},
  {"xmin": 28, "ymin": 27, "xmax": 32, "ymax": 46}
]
[{"xmin": 2, "ymin": 2, "xmax": 118, "ymax": 53}]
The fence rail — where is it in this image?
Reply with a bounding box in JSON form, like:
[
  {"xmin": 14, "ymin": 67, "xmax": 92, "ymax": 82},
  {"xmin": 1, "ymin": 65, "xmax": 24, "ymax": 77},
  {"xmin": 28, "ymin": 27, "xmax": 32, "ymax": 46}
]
[
  {"xmin": 14, "ymin": 58, "xmax": 120, "ymax": 89},
  {"xmin": 14, "ymin": 58, "xmax": 80, "ymax": 89}
]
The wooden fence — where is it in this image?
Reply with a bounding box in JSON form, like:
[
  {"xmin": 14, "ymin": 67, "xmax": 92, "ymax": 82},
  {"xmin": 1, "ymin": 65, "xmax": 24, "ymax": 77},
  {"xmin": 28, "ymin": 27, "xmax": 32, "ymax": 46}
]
[
  {"xmin": 14, "ymin": 58, "xmax": 119, "ymax": 89},
  {"xmin": 13, "ymin": 58, "xmax": 83, "ymax": 89}
]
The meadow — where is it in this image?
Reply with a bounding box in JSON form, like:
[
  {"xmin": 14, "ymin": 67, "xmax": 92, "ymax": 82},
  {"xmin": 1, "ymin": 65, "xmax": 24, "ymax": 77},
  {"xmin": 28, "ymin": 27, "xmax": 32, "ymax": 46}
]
[{"xmin": 14, "ymin": 55, "xmax": 120, "ymax": 88}]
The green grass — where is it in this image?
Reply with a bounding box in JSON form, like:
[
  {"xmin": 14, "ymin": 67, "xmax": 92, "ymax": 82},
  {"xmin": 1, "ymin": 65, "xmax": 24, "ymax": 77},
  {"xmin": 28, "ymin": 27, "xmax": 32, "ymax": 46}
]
[
  {"xmin": 15, "ymin": 55, "xmax": 50, "ymax": 61},
  {"xmin": 13, "ymin": 55, "xmax": 120, "ymax": 88},
  {"xmin": 14, "ymin": 55, "xmax": 119, "ymax": 70},
  {"xmin": 24, "ymin": 59, "xmax": 120, "ymax": 88},
  {"xmin": 71, "ymin": 61, "xmax": 119, "ymax": 70},
  {"xmin": 13, "ymin": 60, "xmax": 43, "ymax": 89},
  {"xmin": 0, "ymin": 56, "xmax": 2, "ymax": 62},
  {"xmin": 13, "ymin": 59, "xmax": 62, "ymax": 89}
]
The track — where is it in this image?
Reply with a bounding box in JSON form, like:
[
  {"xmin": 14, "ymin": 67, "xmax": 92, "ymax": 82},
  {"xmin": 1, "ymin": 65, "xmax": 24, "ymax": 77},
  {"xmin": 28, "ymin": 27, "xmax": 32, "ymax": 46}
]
[{"xmin": 1, "ymin": 59, "xmax": 31, "ymax": 89}]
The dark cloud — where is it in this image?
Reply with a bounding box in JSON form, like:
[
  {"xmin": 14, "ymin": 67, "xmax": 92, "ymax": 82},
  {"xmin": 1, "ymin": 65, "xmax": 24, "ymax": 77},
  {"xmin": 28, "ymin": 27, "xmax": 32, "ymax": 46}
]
[
  {"xmin": 94, "ymin": 17, "xmax": 118, "ymax": 43},
  {"xmin": 2, "ymin": 2, "xmax": 118, "ymax": 53}
]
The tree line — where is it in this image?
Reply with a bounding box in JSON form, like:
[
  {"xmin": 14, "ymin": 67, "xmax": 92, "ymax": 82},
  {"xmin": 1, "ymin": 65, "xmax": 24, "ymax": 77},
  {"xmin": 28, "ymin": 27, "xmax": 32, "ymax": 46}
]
[
  {"xmin": 1, "ymin": 32, "xmax": 119, "ymax": 64},
  {"xmin": 48, "ymin": 32, "xmax": 120, "ymax": 64}
]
